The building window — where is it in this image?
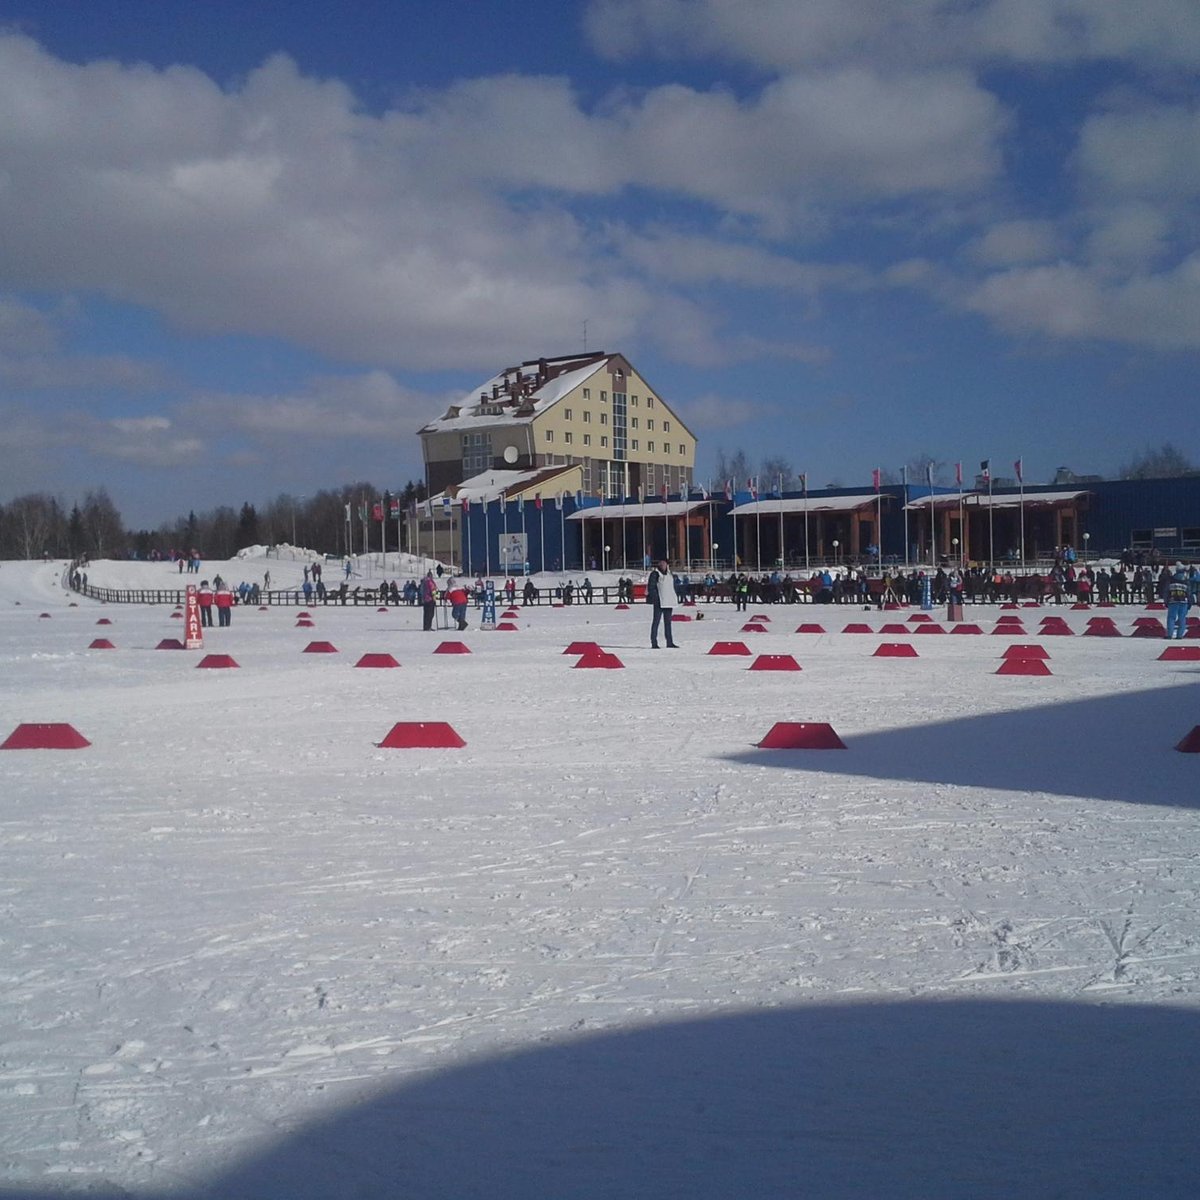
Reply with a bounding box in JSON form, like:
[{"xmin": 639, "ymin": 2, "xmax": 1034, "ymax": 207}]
[
  {"xmin": 647, "ymin": 396, "xmax": 655, "ymax": 408},
  {"xmin": 545, "ymin": 429, "xmax": 554, "ymax": 442},
  {"xmin": 583, "ymin": 410, "xmax": 591, "ymax": 423},
  {"xmin": 600, "ymin": 435, "xmax": 608, "ymax": 447},
  {"xmin": 583, "ymin": 434, "xmax": 591, "ymax": 446},
  {"xmin": 583, "ymin": 388, "xmax": 590, "ymax": 398},
  {"xmin": 648, "ymin": 419, "xmax": 655, "ymax": 430},
  {"xmin": 679, "ymin": 444, "xmax": 685, "ymax": 455},
  {"xmin": 631, "ymin": 395, "xmax": 638, "ymax": 406},
  {"xmin": 632, "ymin": 439, "xmax": 639, "ymax": 451},
  {"xmin": 600, "ymin": 411, "xmax": 607, "ymax": 425},
  {"xmin": 601, "ymin": 390, "xmax": 607, "ymax": 402},
  {"xmin": 663, "ymin": 420, "xmax": 670, "ymax": 432},
  {"xmin": 564, "ymin": 431, "xmax": 573, "ymax": 444},
  {"xmin": 564, "ymin": 408, "xmax": 572, "ymax": 420},
  {"xmin": 461, "ymin": 430, "xmax": 492, "ymax": 476},
  {"xmin": 631, "ymin": 417, "xmax": 638, "ymax": 429},
  {"xmin": 648, "ymin": 441, "xmax": 655, "ymax": 453}
]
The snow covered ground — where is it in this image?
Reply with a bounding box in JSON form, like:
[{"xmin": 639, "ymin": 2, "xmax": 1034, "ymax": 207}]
[{"xmin": 2, "ymin": 551, "xmax": 1199, "ymax": 1199}]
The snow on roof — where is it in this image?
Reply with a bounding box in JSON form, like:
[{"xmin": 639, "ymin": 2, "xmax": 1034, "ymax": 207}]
[
  {"xmin": 729, "ymin": 493, "xmax": 885, "ymax": 515},
  {"xmin": 905, "ymin": 489, "xmax": 1091, "ymax": 511},
  {"xmin": 423, "ymin": 357, "xmax": 609, "ymax": 432},
  {"xmin": 446, "ymin": 463, "xmax": 578, "ymax": 504},
  {"xmin": 567, "ymin": 500, "xmax": 707, "ymax": 521}
]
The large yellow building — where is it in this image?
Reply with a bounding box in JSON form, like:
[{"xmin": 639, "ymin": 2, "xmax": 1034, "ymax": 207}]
[{"xmin": 418, "ymin": 351, "xmax": 696, "ymax": 502}]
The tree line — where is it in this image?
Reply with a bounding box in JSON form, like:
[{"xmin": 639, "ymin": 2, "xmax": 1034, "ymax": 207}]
[{"xmin": 0, "ymin": 481, "xmax": 428, "ymax": 562}]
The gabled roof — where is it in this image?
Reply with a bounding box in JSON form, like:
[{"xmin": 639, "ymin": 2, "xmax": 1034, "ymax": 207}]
[
  {"xmin": 419, "ymin": 353, "xmax": 611, "ymax": 433},
  {"xmin": 449, "ymin": 464, "xmax": 579, "ymax": 504}
]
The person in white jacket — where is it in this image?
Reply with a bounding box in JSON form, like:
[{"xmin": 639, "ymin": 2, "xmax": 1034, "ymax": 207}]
[{"xmin": 648, "ymin": 560, "xmax": 679, "ymax": 649}]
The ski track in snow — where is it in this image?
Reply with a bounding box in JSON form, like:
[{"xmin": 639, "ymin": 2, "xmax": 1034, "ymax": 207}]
[{"xmin": 1, "ymin": 555, "xmax": 1199, "ymax": 1194}]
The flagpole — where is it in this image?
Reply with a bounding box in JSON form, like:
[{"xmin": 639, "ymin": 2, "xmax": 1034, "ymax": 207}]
[
  {"xmin": 754, "ymin": 478, "xmax": 762, "ymax": 572},
  {"xmin": 484, "ymin": 499, "xmax": 491, "ymax": 576},
  {"xmin": 539, "ymin": 499, "xmax": 545, "ymax": 573},
  {"xmin": 988, "ymin": 467, "xmax": 994, "ymax": 567},
  {"xmin": 777, "ymin": 474, "xmax": 784, "ymax": 572},
  {"xmin": 560, "ymin": 493, "xmax": 566, "ymax": 573},
  {"xmin": 731, "ymin": 481, "xmax": 739, "ymax": 571},
  {"xmin": 1017, "ymin": 459, "xmax": 1025, "ymax": 566},
  {"xmin": 957, "ymin": 465, "xmax": 964, "ymax": 568},
  {"xmin": 640, "ymin": 488, "xmax": 646, "ymax": 569},
  {"xmin": 521, "ymin": 496, "xmax": 527, "ymax": 575},
  {"xmin": 802, "ymin": 474, "xmax": 809, "ymax": 572},
  {"xmin": 928, "ymin": 464, "xmax": 937, "ymax": 566},
  {"xmin": 902, "ymin": 466, "xmax": 909, "ymax": 567}
]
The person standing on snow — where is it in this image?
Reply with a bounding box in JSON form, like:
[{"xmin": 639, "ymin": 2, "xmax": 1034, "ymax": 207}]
[
  {"xmin": 420, "ymin": 571, "xmax": 439, "ymax": 631},
  {"xmin": 648, "ymin": 559, "xmax": 679, "ymax": 649},
  {"xmin": 197, "ymin": 579, "xmax": 214, "ymax": 627},
  {"xmin": 214, "ymin": 581, "xmax": 234, "ymax": 627},
  {"xmin": 446, "ymin": 579, "xmax": 469, "ymax": 631},
  {"xmin": 1166, "ymin": 564, "xmax": 1191, "ymax": 640}
]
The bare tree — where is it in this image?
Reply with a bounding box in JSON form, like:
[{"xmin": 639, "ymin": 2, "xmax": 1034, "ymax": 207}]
[{"xmin": 1119, "ymin": 443, "xmax": 1198, "ymax": 479}]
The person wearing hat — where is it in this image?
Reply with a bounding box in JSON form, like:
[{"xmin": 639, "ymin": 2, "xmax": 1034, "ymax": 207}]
[{"xmin": 1166, "ymin": 563, "xmax": 1191, "ymax": 640}]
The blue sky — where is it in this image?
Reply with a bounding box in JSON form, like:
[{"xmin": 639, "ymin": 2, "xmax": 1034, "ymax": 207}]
[{"xmin": 1, "ymin": 0, "xmax": 1197, "ymax": 527}]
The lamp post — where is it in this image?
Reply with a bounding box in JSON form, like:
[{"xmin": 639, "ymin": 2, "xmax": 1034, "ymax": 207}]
[
  {"xmin": 952, "ymin": 536, "xmax": 960, "ymax": 568},
  {"xmin": 832, "ymin": 539, "xmax": 840, "ymax": 565},
  {"xmin": 603, "ymin": 544, "xmax": 610, "ymax": 573},
  {"xmin": 712, "ymin": 542, "xmax": 719, "ymax": 571},
  {"xmin": 1082, "ymin": 531, "xmax": 1090, "ymax": 562}
]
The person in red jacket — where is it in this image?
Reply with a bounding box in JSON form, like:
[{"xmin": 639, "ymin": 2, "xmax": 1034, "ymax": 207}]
[
  {"xmin": 214, "ymin": 582, "xmax": 234, "ymax": 627},
  {"xmin": 446, "ymin": 579, "xmax": 469, "ymax": 631},
  {"xmin": 197, "ymin": 580, "xmax": 214, "ymax": 627}
]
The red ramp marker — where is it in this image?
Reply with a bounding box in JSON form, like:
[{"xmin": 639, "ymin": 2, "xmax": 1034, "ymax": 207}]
[
  {"xmin": 2, "ymin": 723, "xmax": 91, "ymax": 750},
  {"xmin": 575, "ymin": 649, "xmax": 625, "ymax": 669},
  {"xmin": 564, "ymin": 641, "xmax": 603, "ymax": 655},
  {"xmin": 950, "ymin": 624, "xmax": 983, "ymax": 634},
  {"xmin": 377, "ymin": 606, "xmax": 390, "ymax": 614},
  {"xmin": 96, "ymin": 617, "xmax": 113, "ymax": 625},
  {"xmin": 1003, "ymin": 644, "xmax": 1050, "ymax": 660},
  {"xmin": 908, "ymin": 614, "xmax": 933, "ymax": 623},
  {"xmin": 874, "ymin": 642, "xmax": 918, "ymax": 657},
  {"xmin": 1159, "ymin": 646, "xmax": 1200, "ymax": 661},
  {"xmin": 795, "ymin": 623, "xmax": 826, "ymax": 634},
  {"xmin": 912, "ymin": 623, "xmax": 945, "ymax": 634},
  {"xmin": 156, "ymin": 638, "xmax": 185, "ymax": 650},
  {"xmin": 614, "ymin": 603, "xmax": 630, "ymax": 610},
  {"xmin": 842, "ymin": 623, "xmax": 872, "ymax": 633},
  {"xmin": 1176, "ymin": 726, "xmax": 1200, "ymax": 752},
  {"xmin": 751, "ymin": 614, "xmax": 772, "ymax": 622},
  {"xmin": 742, "ymin": 622, "xmax": 769, "ymax": 633},
  {"xmin": 303, "ymin": 641, "xmax": 339, "ymax": 654},
  {"xmin": 295, "ymin": 618, "xmax": 315, "ymax": 628},
  {"xmin": 996, "ymin": 658, "xmax": 1053, "ymax": 675},
  {"xmin": 757, "ymin": 722, "xmax": 845, "ymax": 749},
  {"xmin": 170, "ymin": 611, "xmax": 184, "ymax": 619},
  {"xmin": 197, "ymin": 654, "xmax": 239, "ymax": 669},
  {"xmin": 1132, "ymin": 623, "xmax": 1166, "ymax": 639},
  {"xmin": 749, "ymin": 654, "xmax": 802, "ymax": 671},
  {"xmin": 502, "ymin": 609, "xmax": 520, "ymax": 618},
  {"xmin": 880, "ymin": 623, "xmax": 909, "ymax": 633},
  {"xmin": 496, "ymin": 621, "xmax": 519, "ymax": 631},
  {"xmin": 434, "ymin": 640, "xmax": 471, "ymax": 654},
  {"xmin": 709, "ymin": 641, "xmax": 752, "ymax": 655},
  {"xmin": 38, "ymin": 613, "xmax": 51, "ymax": 619},
  {"xmin": 355, "ymin": 653, "xmax": 400, "ymax": 668},
  {"xmin": 378, "ymin": 722, "xmax": 465, "ymax": 748},
  {"xmin": 672, "ymin": 613, "xmax": 692, "ymax": 622},
  {"xmin": 88, "ymin": 638, "xmax": 116, "ymax": 650}
]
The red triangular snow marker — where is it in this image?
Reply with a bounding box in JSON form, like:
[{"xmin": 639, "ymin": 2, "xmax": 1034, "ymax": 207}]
[
  {"xmin": 433, "ymin": 641, "xmax": 471, "ymax": 654},
  {"xmin": 749, "ymin": 654, "xmax": 802, "ymax": 671},
  {"xmin": 302, "ymin": 641, "xmax": 338, "ymax": 653},
  {"xmin": 574, "ymin": 649, "xmax": 624, "ymax": 669},
  {"xmin": 1002, "ymin": 644, "xmax": 1050, "ymax": 660},
  {"xmin": 377, "ymin": 722, "xmax": 466, "ymax": 748},
  {"xmin": 88, "ymin": 638, "xmax": 115, "ymax": 649},
  {"xmin": 155, "ymin": 638, "xmax": 185, "ymax": 650},
  {"xmin": 355, "ymin": 653, "xmax": 401, "ymax": 668},
  {"xmin": 708, "ymin": 641, "xmax": 752, "ymax": 655},
  {"xmin": 995, "ymin": 658, "xmax": 1053, "ymax": 675},
  {"xmin": 564, "ymin": 641, "xmax": 603, "ymax": 655},
  {"xmin": 1159, "ymin": 646, "xmax": 1200, "ymax": 661},
  {"xmin": 874, "ymin": 642, "xmax": 918, "ymax": 657},
  {"xmin": 196, "ymin": 654, "xmax": 239, "ymax": 669},
  {"xmin": 757, "ymin": 722, "xmax": 845, "ymax": 749},
  {"xmin": 2, "ymin": 723, "xmax": 91, "ymax": 750}
]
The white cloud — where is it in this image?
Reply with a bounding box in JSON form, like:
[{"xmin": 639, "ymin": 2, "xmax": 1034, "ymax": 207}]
[
  {"xmin": 1076, "ymin": 102, "xmax": 1200, "ymax": 200},
  {"xmin": 967, "ymin": 220, "xmax": 1063, "ymax": 266},
  {"xmin": 966, "ymin": 256, "xmax": 1200, "ymax": 349},
  {"xmin": 585, "ymin": 0, "xmax": 1200, "ymax": 70}
]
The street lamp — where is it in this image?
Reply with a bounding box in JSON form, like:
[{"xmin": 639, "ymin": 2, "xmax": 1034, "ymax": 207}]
[
  {"xmin": 952, "ymin": 536, "xmax": 960, "ymax": 566},
  {"xmin": 1082, "ymin": 532, "xmax": 1090, "ymax": 561},
  {"xmin": 832, "ymin": 539, "xmax": 840, "ymax": 565},
  {"xmin": 603, "ymin": 544, "xmax": 610, "ymax": 572}
]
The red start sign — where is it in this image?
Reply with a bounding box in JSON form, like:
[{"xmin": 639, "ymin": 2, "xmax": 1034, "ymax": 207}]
[{"xmin": 185, "ymin": 584, "xmax": 203, "ymax": 650}]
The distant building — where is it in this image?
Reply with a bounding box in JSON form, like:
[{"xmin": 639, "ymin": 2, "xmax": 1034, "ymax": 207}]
[{"xmin": 418, "ymin": 351, "xmax": 696, "ymax": 502}]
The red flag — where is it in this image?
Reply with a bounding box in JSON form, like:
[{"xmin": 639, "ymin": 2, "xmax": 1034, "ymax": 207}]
[
  {"xmin": 372, "ymin": 502, "xmax": 383, "ymax": 521},
  {"xmin": 461, "ymin": 496, "xmax": 469, "ymax": 513},
  {"xmin": 1014, "ymin": 458, "xmax": 1023, "ymax": 483},
  {"xmin": 955, "ymin": 461, "xmax": 963, "ymax": 486},
  {"xmin": 535, "ymin": 492, "xmax": 542, "ymax": 509},
  {"xmin": 872, "ymin": 468, "xmax": 881, "ymax": 492}
]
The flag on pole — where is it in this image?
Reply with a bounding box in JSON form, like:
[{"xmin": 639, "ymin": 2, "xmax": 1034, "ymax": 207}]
[
  {"xmin": 773, "ymin": 474, "xmax": 783, "ymax": 498},
  {"xmin": 872, "ymin": 468, "xmax": 881, "ymax": 492},
  {"xmin": 372, "ymin": 502, "xmax": 383, "ymax": 522},
  {"xmin": 535, "ymin": 493, "xmax": 542, "ymax": 509},
  {"xmin": 518, "ymin": 494, "xmax": 524, "ymax": 513},
  {"xmin": 389, "ymin": 498, "xmax": 400, "ymax": 519},
  {"xmin": 661, "ymin": 483, "xmax": 669, "ymax": 503},
  {"xmin": 980, "ymin": 459, "xmax": 991, "ymax": 482},
  {"xmin": 441, "ymin": 497, "xmax": 451, "ymax": 516},
  {"xmin": 639, "ymin": 486, "xmax": 645, "ymax": 504},
  {"xmin": 358, "ymin": 504, "xmax": 368, "ymax": 521},
  {"xmin": 461, "ymin": 495, "xmax": 470, "ymax": 513},
  {"xmin": 748, "ymin": 476, "xmax": 758, "ymax": 501},
  {"xmin": 955, "ymin": 461, "xmax": 963, "ymax": 487},
  {"xmin": 575, "ymin": 489, "xmax": 583, "ymax": 508},
  {"xmin": 799, "ymin": 473, "xmax": 807, "ymax": 493},
  {"xmin": 1014, "ymin": 458, "xmax": 1023, "ymax": 483},
  {"xmin": 555, "ymin": 492, "xmax": 563, "ymax": 510},
  {"xmin": 724, "ymin": 478, "xmax": 732, "ymax": 502},
  {"xmin": 344, "ymin": 503, "xmax": 351, "ymax": 521}
]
